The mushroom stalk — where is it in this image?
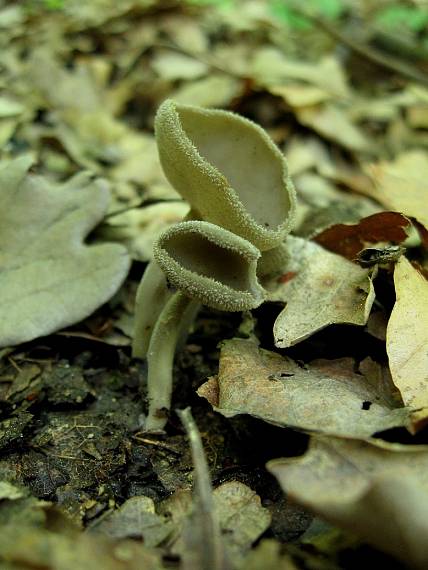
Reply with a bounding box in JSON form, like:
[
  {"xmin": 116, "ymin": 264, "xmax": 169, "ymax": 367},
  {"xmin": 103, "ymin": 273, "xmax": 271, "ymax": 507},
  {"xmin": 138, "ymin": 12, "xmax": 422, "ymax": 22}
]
[
  {"xmin": 133, "ymin": 209, "xmax": 200, "ymax": 360},
  {"xmin": 145, "ymin": 291, "xmax": 198, "ymax": 432},
  {"xmin": 132, "ymin": 260, "xmax": 171, "ymax": 360}
]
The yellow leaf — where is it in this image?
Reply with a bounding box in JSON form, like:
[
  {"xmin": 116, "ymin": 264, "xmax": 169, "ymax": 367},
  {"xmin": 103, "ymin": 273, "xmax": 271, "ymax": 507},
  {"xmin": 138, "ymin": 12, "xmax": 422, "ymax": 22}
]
[{"xmin": 387, "ymin": 257, "xmax": 428, "ymax": 432}]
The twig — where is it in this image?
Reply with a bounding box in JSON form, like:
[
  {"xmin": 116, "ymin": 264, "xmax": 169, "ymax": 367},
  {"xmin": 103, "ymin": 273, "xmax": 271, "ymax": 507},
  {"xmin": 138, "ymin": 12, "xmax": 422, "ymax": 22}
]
[
  {"xmin": 178, "ymin": 407, "xmax": 230, "ymax": 570},
  {"xmin": 132, "ymin": 434, "xmax": 181, "ymax": 455}
]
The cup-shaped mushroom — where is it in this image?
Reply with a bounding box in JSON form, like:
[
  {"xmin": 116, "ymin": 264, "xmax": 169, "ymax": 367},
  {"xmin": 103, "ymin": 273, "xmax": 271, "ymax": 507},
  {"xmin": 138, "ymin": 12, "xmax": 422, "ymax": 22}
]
[
  {"xmin": 155, "ymin": 99, "xmax": 296, "ymax": 251},
  {"xmin": 153, "ymin": 220, "xmax": 265, "ymax": 311}
]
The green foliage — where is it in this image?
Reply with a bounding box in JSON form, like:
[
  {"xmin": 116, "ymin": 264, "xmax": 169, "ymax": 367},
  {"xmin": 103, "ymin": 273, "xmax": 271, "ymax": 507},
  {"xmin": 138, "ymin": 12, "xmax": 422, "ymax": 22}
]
[
  {"xmin": 187, "ymin": 0, "xmax": 234, "ymax": 7},
  {"xmin": 269, "ymin": 0, "xmax": 344, "ymax": 29},
  {"xmin": 374, "ymin": 4, "xmax": 428, "ymax": 33},
  {"xmin": 269, "ymin": 1, "xmax": 312, "ymax": 30},
  {"xmin": 43, "ymin": 0, "xmax": 65, "ymax": 9},
  {"xmin": 24, "ymin": 0, "xmax": 65, "ymax": 12}
]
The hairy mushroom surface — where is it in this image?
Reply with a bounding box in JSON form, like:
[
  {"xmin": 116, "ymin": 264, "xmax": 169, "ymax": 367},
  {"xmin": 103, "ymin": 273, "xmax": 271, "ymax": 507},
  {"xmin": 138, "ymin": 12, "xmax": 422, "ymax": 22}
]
[{"xmin": 155, "ymin": 99, "xmax": 296, "ymax": 250}]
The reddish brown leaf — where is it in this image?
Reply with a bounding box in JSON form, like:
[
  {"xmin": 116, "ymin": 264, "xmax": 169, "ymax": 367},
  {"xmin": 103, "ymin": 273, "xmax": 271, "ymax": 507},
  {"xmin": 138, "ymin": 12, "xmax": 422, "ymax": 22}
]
[{"xmin": 313, "ymin": 211, "xmax": 412, "ymax": 260}]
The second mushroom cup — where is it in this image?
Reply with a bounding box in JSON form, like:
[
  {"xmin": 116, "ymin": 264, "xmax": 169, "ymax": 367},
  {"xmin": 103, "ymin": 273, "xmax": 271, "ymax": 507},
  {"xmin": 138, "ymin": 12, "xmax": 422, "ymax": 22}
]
[{"xmin": 133, "ymin": 99, "xmax": 296, "ymax": 431}]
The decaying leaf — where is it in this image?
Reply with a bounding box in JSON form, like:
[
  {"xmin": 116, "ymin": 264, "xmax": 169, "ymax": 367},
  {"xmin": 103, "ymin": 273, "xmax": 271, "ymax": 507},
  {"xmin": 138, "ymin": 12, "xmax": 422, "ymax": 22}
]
[
  {"xmin": 0, "ymin": 525, "xmax": 163, "ymax": 570},
  {"xmin": 365, "ymin": 150, "xmax": 428, "ymax": 230},
  {"xmin": 159, "ymin": 481, "xmax": 270, "ymax": 567},
  {"xmin": 313, "ymin": 211, "xmax": 413, "ymax": 260},
  {"xmin": 268, "ymin": 436, "xmax": 428, "ymax": 569},
  {"xmin": 90, "ymin": 496, "xmax": 173, "ymax": 547},
  {"xmin": 387, "ymin": 256, "xmax": 428, "ymax": 432},
  {"xmin": 268, "ymin": 236, "xmax": 375, "ymax": 348},
  {"xmin": 0, "ymin": 480, "xmax": 163, "ymax": 569},
  {"xmin": 213, "ymin": 481, "xmax": 271, "ymax": 562},
  {"xmin": 198, "ymin": 338, "xmax": 409, "ymax": 438},
  {"xmin": 0, "ymin": 157, "xmax": 130, "ymax": 347}
]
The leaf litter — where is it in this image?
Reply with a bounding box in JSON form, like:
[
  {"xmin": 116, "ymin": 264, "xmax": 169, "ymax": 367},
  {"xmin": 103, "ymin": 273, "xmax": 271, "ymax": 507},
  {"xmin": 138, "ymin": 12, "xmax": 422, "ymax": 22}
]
[{"xmin": 0, "ymin": 0, "xmax": 427, "ymax": 568}]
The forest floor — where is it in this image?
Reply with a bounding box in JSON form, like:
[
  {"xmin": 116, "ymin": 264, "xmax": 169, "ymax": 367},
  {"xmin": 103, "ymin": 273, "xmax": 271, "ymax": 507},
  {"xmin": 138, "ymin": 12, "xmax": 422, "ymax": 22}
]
[{"xmin": 0, "ymin": 1, "xmax": 428, "ymax": 568}]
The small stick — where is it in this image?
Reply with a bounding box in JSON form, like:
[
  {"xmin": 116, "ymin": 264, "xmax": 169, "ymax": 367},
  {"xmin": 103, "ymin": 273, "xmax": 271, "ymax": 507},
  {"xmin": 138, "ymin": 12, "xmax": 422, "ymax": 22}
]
[{"xmin": 178, "ymin": 408, "xmax": 230, "ymax": 570}]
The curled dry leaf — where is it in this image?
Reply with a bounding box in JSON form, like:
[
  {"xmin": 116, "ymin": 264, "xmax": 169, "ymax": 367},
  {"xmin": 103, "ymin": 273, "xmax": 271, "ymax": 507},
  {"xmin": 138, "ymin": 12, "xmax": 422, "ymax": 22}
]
[
  {"xmin": 267, "ymin": 236, "xmax": 375, "ymax": 348},
  {"xmin": 387, "ymin": 256, "xmax": 428, "ymax": 433},
  {"xmin": 268, "ymin": 436, "xmax": 428, "ymax": 569},
  {"xmin": 313, "ymin": 211, "xmax": 413, "ymax": 260},
  {"xmin": 197, "ymin": 338, "xmax": 409, "ymax": 438},
  {"xmin": 0, "ymin": 157, "xmax": 130, "ymax": 347}
]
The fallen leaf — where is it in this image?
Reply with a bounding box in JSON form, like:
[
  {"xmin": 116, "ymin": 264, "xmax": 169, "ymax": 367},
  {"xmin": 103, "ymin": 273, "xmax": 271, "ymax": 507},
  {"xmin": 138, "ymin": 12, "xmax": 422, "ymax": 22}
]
[
  {"xmin": 387, "ymin": 256, "xmax": 428, "ymax": 432},
  {"xmin": 213, "ymin": 481, "xmax": 271, "ymax": 561},
  {"xmin": 313, "ymin": 211, "xmax": 413, "ymax": 260},
  {"xmin": 268, "ymin": 436, "xmax": 428, "ymax": 569},
  {"xmin": 198, "ymin": 338, "xmax": 409, "ymax": 438},
  {"xmin": 365, "ymin": 150, "xmax": 428, "ymax": 230},
  {"xmin": 0, "ymin": 481, "xmax": 25, "ymax": 501},
  {"xmin": 269, "ymin": 84, "xmax": 331, "ymax": 107},
  {"xmin": 159, "ymin": 481, "xmax": 270, "ymax": 565},
  {"xmin": 251, "ymin": 49, "xmax": 350, "ymax": 98},
  {"xmin": 268, "ymin": 236, "xmax": 375, "ymax": 348},
  {"xmin": 103, "ymin": 202, "xmax": 189, "ymax": 262},
  {"xmin": 0, "ymin": 157, "xmax": 130, "ymax": 347},
  {"xmin": 151, "ymin": 50, "xmax": 208, "ymax": 81},
  {"xmin": 0, "ymin": 525, "xmax": 163, "ymax": 570},
  {"xmin": 297, "ymin": 104, "xmax": 370, "ymax": 152},
  {"xmin": 91, "ymin": 496, "xmax": 173, "ymax": 547},
  {"xmin": 172, "ymin": 74, "xmax": 244, "ymax": 108}
]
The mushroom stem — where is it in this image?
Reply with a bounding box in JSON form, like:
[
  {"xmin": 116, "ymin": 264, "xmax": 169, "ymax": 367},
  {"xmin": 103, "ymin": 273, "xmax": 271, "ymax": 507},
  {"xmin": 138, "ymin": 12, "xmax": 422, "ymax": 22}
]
[
  {"xmin": 145, "ymin": 291, "xmax": 198, "ymax": 432},
  {"xmin": 133, "ymin": 210, "xmax": 200, "ymax": 360},
  {"xmin": 132, "ymin": 260, "xmax": 171, "ymax": 360}
]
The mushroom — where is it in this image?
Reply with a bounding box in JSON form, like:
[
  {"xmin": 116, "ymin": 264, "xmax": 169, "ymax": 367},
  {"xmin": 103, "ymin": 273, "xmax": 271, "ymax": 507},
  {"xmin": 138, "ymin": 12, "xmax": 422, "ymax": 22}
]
[
  {"xmin": 155, "ymin": 99, "xmax": 296, "ymax": 250},
  {"xmin": 144, "ymin": 220, "xmax": 264, "ymax": 431},
  {"xmin": 133, "ymin": 100, "xmax": 297, "ymax": 430},
  {"xmin": 133, "ymin": 100, "xmax": 296, "ymax": 359}
]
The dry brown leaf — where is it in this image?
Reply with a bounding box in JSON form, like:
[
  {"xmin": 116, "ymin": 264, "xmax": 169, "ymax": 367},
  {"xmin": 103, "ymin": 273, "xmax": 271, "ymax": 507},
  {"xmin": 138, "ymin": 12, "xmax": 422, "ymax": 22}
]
[
  {"xmin": 296, "ymin": 104, "xmax": 370, "ymax": 152},
  {"xmin": 387, "ymin": 256, "xmax": 428, "ymax": 432},
  {"xmin": 172, "ymin": 75, "xmax": 243, "ymax": 108},
  {"xmin": 269, "ymin": 84, "xmax": 331, "ymax": 107},
  {"xmin": 251, "ymin": 49, "xmax": 350, "ymax": 98},
  {"xmin": 198, "ymin": 338, "xmax": 408, "ymax": 438},
  {"xmin": 268, "ymin": 436, "xmax": 428, "ymax": 569},
  {"xmin": 151, "ymin": 50, "xmax": 208, "ymax": 81},
  {"xmin": 365, "ymin": 151, "xmax": 428, "ymax": 230},
  {"xmin": 159, "ymin": 480, "xmax": 270, "ymax": 565},
  {"xmin": 268, "ymin": 236, "xmax": 375, "ymax": 348}
]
